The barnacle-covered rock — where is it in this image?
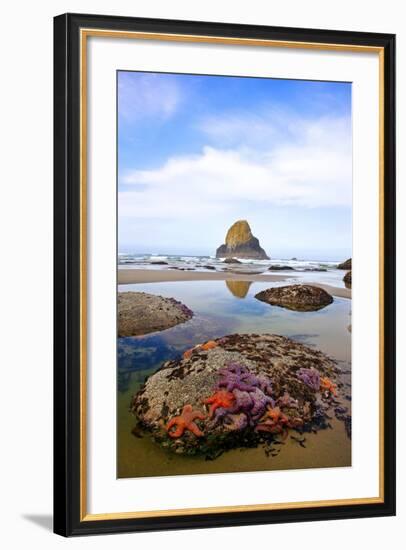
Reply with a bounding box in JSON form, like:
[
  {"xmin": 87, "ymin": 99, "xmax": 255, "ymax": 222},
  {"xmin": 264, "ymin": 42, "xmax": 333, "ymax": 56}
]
[
  {"xmin": 255, "ymin": 284, "xmax": 333, "ymax": 312},
  {"xmin": 130, "ymin": 333, "xmax": 346, "ymax": 457},
  {"xmin": 118, "ymin": 291, "xmax": 193, "ymax": 337}
]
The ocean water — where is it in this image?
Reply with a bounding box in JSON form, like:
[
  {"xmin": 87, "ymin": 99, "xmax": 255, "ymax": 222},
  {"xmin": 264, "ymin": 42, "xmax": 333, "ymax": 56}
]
[{"xmin": 117, "ymin": 279, "xmax": 351, "ymax": 479}]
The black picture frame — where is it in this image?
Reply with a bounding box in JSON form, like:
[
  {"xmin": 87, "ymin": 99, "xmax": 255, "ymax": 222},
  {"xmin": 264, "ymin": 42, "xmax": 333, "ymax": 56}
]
[{"xmin": 54, "ymin": 12, "xmax": 396, "ymax": 536}]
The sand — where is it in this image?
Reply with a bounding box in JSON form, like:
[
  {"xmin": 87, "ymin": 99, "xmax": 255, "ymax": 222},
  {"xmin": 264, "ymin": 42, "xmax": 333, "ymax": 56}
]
[{"xmin": 118, "ymin": 268, "xmax": 351, "ymax": 299}]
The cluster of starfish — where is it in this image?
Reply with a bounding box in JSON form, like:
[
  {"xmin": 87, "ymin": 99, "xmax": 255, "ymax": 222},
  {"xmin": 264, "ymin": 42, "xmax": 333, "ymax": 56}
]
[
  {"xmin": 203, "ymin": 363, "xmax": 276, "ymax": 429},
  {"xmin": 164, "ymin": 362, "xmax": 338, "ymax": 442},
  {"xmin": 217, "ymin": 363, "xmax": 273, "ymax": 395},
  {"xmin": 211, "ymin": 387, "xmax": 275, "ymax": 427},
  {"xmin": 296, "ymin": 368, "xmax": 338, "ymax": 398},
  {"xmin": 165, "ymin": 363, "xmax": 276, "ymax": 439}
]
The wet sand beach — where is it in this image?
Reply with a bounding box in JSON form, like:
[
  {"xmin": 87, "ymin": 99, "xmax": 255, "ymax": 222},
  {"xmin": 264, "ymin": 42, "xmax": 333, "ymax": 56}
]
[{"xmin": 118, "ymin": 268, "xmax": 351, "ymax": 300}]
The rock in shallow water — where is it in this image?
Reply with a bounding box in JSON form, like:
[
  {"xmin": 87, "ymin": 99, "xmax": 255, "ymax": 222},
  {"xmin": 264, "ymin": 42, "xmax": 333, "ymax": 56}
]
[
  {"xmin": 343, "ymin": 270, "xmax": 352, "ymax": 289},
  {"xmin": 118, "ymin": 291, "xmax": 193, "ymax": 337},
  {"xmin": 337, "ymin": 258, "xmax": 352, "ymax": 270},
  {"xmin": 268, "ymin": 265, "xmax": 295, "ymax": 271},
  {"xmin": 255, "ymin": 284, "xmax": 333, "ymax": 312},
  {"xmin": 150, "ymin": 260, "xmax": 168, "ymax": 265},
  {"xmin": 223, "ymin": 257, "xmax": 242, "ymax": 264},
  {"xmin": 131, "ymin": 333, "xmax": 346, "ymax": 457}
]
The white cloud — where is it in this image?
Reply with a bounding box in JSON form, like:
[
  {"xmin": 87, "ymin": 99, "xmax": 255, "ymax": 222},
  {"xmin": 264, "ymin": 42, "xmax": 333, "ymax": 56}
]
[
  {"xmin": 119, "ymin": 115, "xmax": 352, "ymax": 221},
  {"xmin": 118, "ymin": 73, "xmax": 182, "ymax": 122},
  {"xmin": 197, "ymin": 106, "xmax": 288, "ymax": 147}
]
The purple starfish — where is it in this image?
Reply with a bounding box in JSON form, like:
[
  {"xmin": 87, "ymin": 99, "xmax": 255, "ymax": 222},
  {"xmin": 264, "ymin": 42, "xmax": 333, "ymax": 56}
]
[
  {"xmin": 210, "ymin": 394, "xmax": 251, "ymax": 426},
  {"xmin": 228, "ymin": 388, "xmax": 274, "ymax": 422},
  {"xmin": 228, "ymin": 389, "xmax": 254, "ymax": 414},
  {"xmin": 217, "ymin": 363, "xmax": 259, "ymax": 392},
  {"xmin": 210, "ymin": 363, "xmax": 276, "ymax": 430},
  {"xmin": 218, "ymin": 363, "xmax": 246, "ymax": 377},
  {"xmin": 210, "ymin": 406, "xmax": 230, "ymax": 425},
  {"xmin": 224, "ymin": 413, "xmax": 248, "ymax": 431},
  {"xmin": 250, "ymin": 388, "xmax": 275, "ymax": 421},
  {"xmin": 297, "ymin": 367, "xmax": 321, "ymax": 391},
  {"xmin": 256, "ymin": 374, "xmax": 273, "ymax": 396}
]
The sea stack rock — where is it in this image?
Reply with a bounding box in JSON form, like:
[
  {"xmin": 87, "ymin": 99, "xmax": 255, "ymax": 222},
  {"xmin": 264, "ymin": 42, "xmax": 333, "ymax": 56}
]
[{"xmin": 216, "ymin": 220, "xmax": 269, "ymax": 260}]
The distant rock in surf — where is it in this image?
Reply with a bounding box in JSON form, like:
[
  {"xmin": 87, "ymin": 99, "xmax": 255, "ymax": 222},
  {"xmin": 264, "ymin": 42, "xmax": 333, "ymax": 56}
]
[
  {"xmin": 150, "ymin": 260, "xmax": 168, "ymax": 265},
  {"xmin": 223, "ymin": 257, "xmax": 242, "ymax": 264},
  {"xmin": 216, "ymin": 220, "xmax": 269, "ymax": 260},
  {"xmin": 343, "ymin": 271, "xmax": 352, "ymax": 289},
  {"xmin": 337, "ymin": 258, "xmax": 352, "ymax": 270},
  {"xmin": 268, "ymin": 265, "xmax": 295, "ymax": 271}
]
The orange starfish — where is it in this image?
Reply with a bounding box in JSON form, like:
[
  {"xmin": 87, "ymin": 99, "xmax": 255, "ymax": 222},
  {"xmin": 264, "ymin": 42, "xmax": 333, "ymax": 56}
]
[
  {"xmin": 256, "ymin": 404, "xmax": 308, "ymax": 438},
  {"xmin": 183, "ymin": 340, "xmax": 218, "ymax": 359},
  {"xmin": 256, "ymin": 406, "xmax": 291, "ymax": 436},
  {"xmin": 182, "ymin": 347, "xmax": 195, "ymax": 360},
  {"xmin": 260, "ymin": 406, "xmax": 289, "ymax": 426},
  {"xmin": 166, "ymin": 405, "xmax": 206, "ymax": 438},
  {"xmin": 201, "ymin": 340, "xmax": 218, "ymax": 351},
  {"xmin": 203, "ymin": 390, "xmax": 235, "ymax": 418},
  {"xmin": 320, "ymin": 377, "xmax": 337, "ymax": 396}
]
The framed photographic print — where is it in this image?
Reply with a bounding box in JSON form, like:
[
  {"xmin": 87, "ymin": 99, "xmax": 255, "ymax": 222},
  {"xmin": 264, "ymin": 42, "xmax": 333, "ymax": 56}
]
[{"xmin": 53, "ymin": 13, "xmax": 396, "ymax": 536}]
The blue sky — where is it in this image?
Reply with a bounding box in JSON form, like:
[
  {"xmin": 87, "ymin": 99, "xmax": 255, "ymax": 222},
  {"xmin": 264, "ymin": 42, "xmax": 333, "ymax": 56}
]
[{"xmin": 118, "ymin": 71, "xmax": 352, "ymax": 261}]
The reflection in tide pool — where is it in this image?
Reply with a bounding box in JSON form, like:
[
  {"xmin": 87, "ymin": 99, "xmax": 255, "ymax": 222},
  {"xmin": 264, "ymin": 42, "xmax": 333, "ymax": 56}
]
[
  {"xmin": 117, "ymin": 280, "xmax": 351, "ymax": 478},
  {"xmin": 225, "ymin": 279, "xmax": 252, "ymax": 298}
]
